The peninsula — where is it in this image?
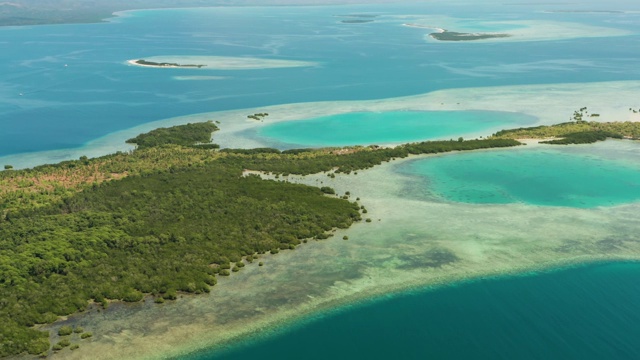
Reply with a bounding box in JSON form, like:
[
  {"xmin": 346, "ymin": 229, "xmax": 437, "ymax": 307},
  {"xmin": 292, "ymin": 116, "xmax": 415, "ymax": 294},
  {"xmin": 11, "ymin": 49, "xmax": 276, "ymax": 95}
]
[{"xmin": 0, "ymin": 121, "xmax": 520, "ymax": 357}]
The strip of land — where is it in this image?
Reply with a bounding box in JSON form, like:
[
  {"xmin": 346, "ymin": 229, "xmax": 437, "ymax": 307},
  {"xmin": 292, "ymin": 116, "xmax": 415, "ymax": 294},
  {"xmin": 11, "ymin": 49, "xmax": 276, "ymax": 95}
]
[
  {"xmin": 128, "ymin": 59, "xmax": 206, "ymax": 69},
  {"xmin": 126, "ymin": 56, "xmax": 318, "ymax": 71},
  {"xmin": 397, "ymin": 15, "xmax": 631, "ymax": 43},
  {"xmin": 429, "ymin": 30, "xmax": 511, "ymax": 41}
]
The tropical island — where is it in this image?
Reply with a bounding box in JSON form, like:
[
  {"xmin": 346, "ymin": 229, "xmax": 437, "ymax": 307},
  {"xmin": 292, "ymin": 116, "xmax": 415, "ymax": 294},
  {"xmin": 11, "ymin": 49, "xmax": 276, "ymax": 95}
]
[
  {"xmin": 430, "ymin": 30, "xmax": 511, "ymax": 41},
  {"xmin": 0, "ymin": 121, "xmax": 524, "ymax": 357},
  {"xmin": 130, "ymin": 59, "xmax": 207, "ymax": 68},
  {"xmin": 2, "ymin": 118, "xmax": 640, "ymax": 357}
]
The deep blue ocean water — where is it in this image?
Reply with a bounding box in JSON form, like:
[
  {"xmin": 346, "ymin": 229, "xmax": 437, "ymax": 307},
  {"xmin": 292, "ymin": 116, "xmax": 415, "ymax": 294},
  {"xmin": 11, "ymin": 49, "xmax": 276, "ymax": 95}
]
[{"xmin": 187, "ymin": 262, "xmax": 640, "ymax": 360}]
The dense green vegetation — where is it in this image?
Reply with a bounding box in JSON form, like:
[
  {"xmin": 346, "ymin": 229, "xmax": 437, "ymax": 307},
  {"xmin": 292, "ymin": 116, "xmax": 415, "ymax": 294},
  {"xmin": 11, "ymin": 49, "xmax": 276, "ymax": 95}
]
[
  {"xmin": 221, "ymin": 138, "xmax": 521, "ymax": 175},
  {"xmin": 126, "ymin": 121, "xmax": 219, "ymax": 148},
  {"xmin": 0, "ymin": 157, "xmax": 361, "ymax": 356},
  {"xmin": 540, "ymin": 131, "xmax": 622, "ymax": 145},
  {"xmin": 0, "ymin": 120, "xmax": 524, "ymax": 356},
  {"xmin": 493, "ymin": 121, "xmax": 640, "ymax": 143}
]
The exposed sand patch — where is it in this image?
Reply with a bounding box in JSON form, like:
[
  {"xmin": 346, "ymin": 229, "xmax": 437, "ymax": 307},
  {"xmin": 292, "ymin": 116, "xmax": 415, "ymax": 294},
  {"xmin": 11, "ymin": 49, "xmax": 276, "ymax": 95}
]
[{"xmin": 172, "ymin": 76, "xmax": 227, "ymax": 81}]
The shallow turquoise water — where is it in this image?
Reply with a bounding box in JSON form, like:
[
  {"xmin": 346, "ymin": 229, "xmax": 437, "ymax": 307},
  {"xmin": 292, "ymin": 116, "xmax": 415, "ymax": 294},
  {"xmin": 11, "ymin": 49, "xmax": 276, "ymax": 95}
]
[
  {"xmin": 398, "ymin": 146, "xmax": 640, "ymax": 207},
  {"xmin": 186, "ymin": 262, "xmax": 640, "ymax": 360},
  {"xmin": 256, "ymin": 111, "xmax": 535, "ymax": 147}
]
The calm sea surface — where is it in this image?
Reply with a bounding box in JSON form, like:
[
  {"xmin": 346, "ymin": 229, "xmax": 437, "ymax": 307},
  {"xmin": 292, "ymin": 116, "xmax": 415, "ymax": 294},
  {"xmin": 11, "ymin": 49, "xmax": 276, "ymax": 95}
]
[
  {"xmin": 2, "ymin": 2, "xmax": 640, "ymax": 359},
  {"xmin": 398, "ymin": 146, "xmax": 640, "ymax": 207},
  {"xmin": 257, "ymin": 110, "xmax": 536, "ymax": 147},
  {"xmin": 187, "ymin": 262, "xmax": 640, "ymax": 360},
  {"xmin": 1, "ymin": 3, "xmax": 640, "ymax": 156}
]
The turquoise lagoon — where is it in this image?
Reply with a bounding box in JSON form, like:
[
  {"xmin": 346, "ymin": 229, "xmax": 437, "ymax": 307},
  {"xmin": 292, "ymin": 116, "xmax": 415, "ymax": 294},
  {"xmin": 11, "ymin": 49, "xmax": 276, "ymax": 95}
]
[
  {"xmin": 398, "ymin": 145, "xmax": 640, "ymax": 207},
  {"xmin": 256, "ymin": 111, "xmax": 536, "ymax": 148}
]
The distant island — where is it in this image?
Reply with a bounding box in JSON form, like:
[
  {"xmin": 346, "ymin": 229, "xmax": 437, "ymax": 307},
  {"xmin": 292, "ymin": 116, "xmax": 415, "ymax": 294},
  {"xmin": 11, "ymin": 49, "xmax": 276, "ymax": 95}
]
[
  {"xmin": 430, "ymin": 30, "xmax": 511, "ymax": 41},
  {"xmin": 130, "ymin": 59, "xmax": 207, "ymax": 68},
  {"xmin": 402, "ymin": 24, "xmax": 511, "ymax": 42}
]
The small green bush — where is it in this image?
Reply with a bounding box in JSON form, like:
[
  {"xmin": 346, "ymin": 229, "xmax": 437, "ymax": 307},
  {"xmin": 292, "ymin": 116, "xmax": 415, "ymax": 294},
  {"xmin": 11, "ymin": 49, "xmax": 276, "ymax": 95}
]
[
  {"xmin": 320, "ymin": 186, "xmax": 336, "ymax": 194},
  {"xmin": 122, "ymin": 289, "xmax": 144, "ymax": 302},
  {"xmin": 73, "ymin": 326, "xmax": 84, "ymax": 333},
  {"xmin": 343, "ymin": 236, "xmax": 349, "ymax": 240},
  {"xmin": 80, "ymin": 332, "xmax": 93, "ymax": 339},
  {"xmin": 58, "ymin": 326, "xmax": 73, "ymax": 336},
  {"xmin": 163, "ymin": 290, "xmax": 177, "ymax": 300},
  {"xmin": 58, "ymin": 339, "xmax": 71, "ymax": 348}
]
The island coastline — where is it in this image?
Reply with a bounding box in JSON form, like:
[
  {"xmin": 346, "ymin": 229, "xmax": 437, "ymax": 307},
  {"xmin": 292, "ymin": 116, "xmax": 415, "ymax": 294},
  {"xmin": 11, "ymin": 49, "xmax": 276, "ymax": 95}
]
[
  {"xmin": 48, "ymin": 143, "xmax": 640, "ymax": 359},
  {"xmin": 127, "ymin": 59, "xmax": 206, "ymax": 69}
]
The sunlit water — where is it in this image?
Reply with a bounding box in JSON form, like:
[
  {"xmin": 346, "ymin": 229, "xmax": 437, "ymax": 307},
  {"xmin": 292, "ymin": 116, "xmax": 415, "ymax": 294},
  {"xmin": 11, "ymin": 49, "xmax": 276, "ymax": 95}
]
[
  {"xmin": 256, "ymin": 111, "xmax": 536, "ymax": 147},
  {"xmin": 192, "ymin": 262, "xmax": 640, "ymax": 360},
  {"xmin": 398, "ymin": 146, "xmax": 640, "ymax": 207}
]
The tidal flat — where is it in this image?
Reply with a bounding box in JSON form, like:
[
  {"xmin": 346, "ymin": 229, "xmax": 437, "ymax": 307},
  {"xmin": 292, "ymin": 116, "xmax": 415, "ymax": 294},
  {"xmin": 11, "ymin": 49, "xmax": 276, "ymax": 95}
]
[{"xmin": 46, "ymin": 140, "xmax": 640, "ymax": 360}]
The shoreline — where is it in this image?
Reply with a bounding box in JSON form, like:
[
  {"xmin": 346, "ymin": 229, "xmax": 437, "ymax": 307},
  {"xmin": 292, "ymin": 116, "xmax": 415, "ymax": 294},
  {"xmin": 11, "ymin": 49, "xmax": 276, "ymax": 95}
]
[
  {"xmin": 187, "ymin": 256, "xmax": 640, "ymax": 359},
  {"xmin": 126, "ymin": 59, "xmax": 204, "ymax": 69},
  {"xmin": 50, "ymin": 140, "xmax": 640, "ymax": 360}
]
